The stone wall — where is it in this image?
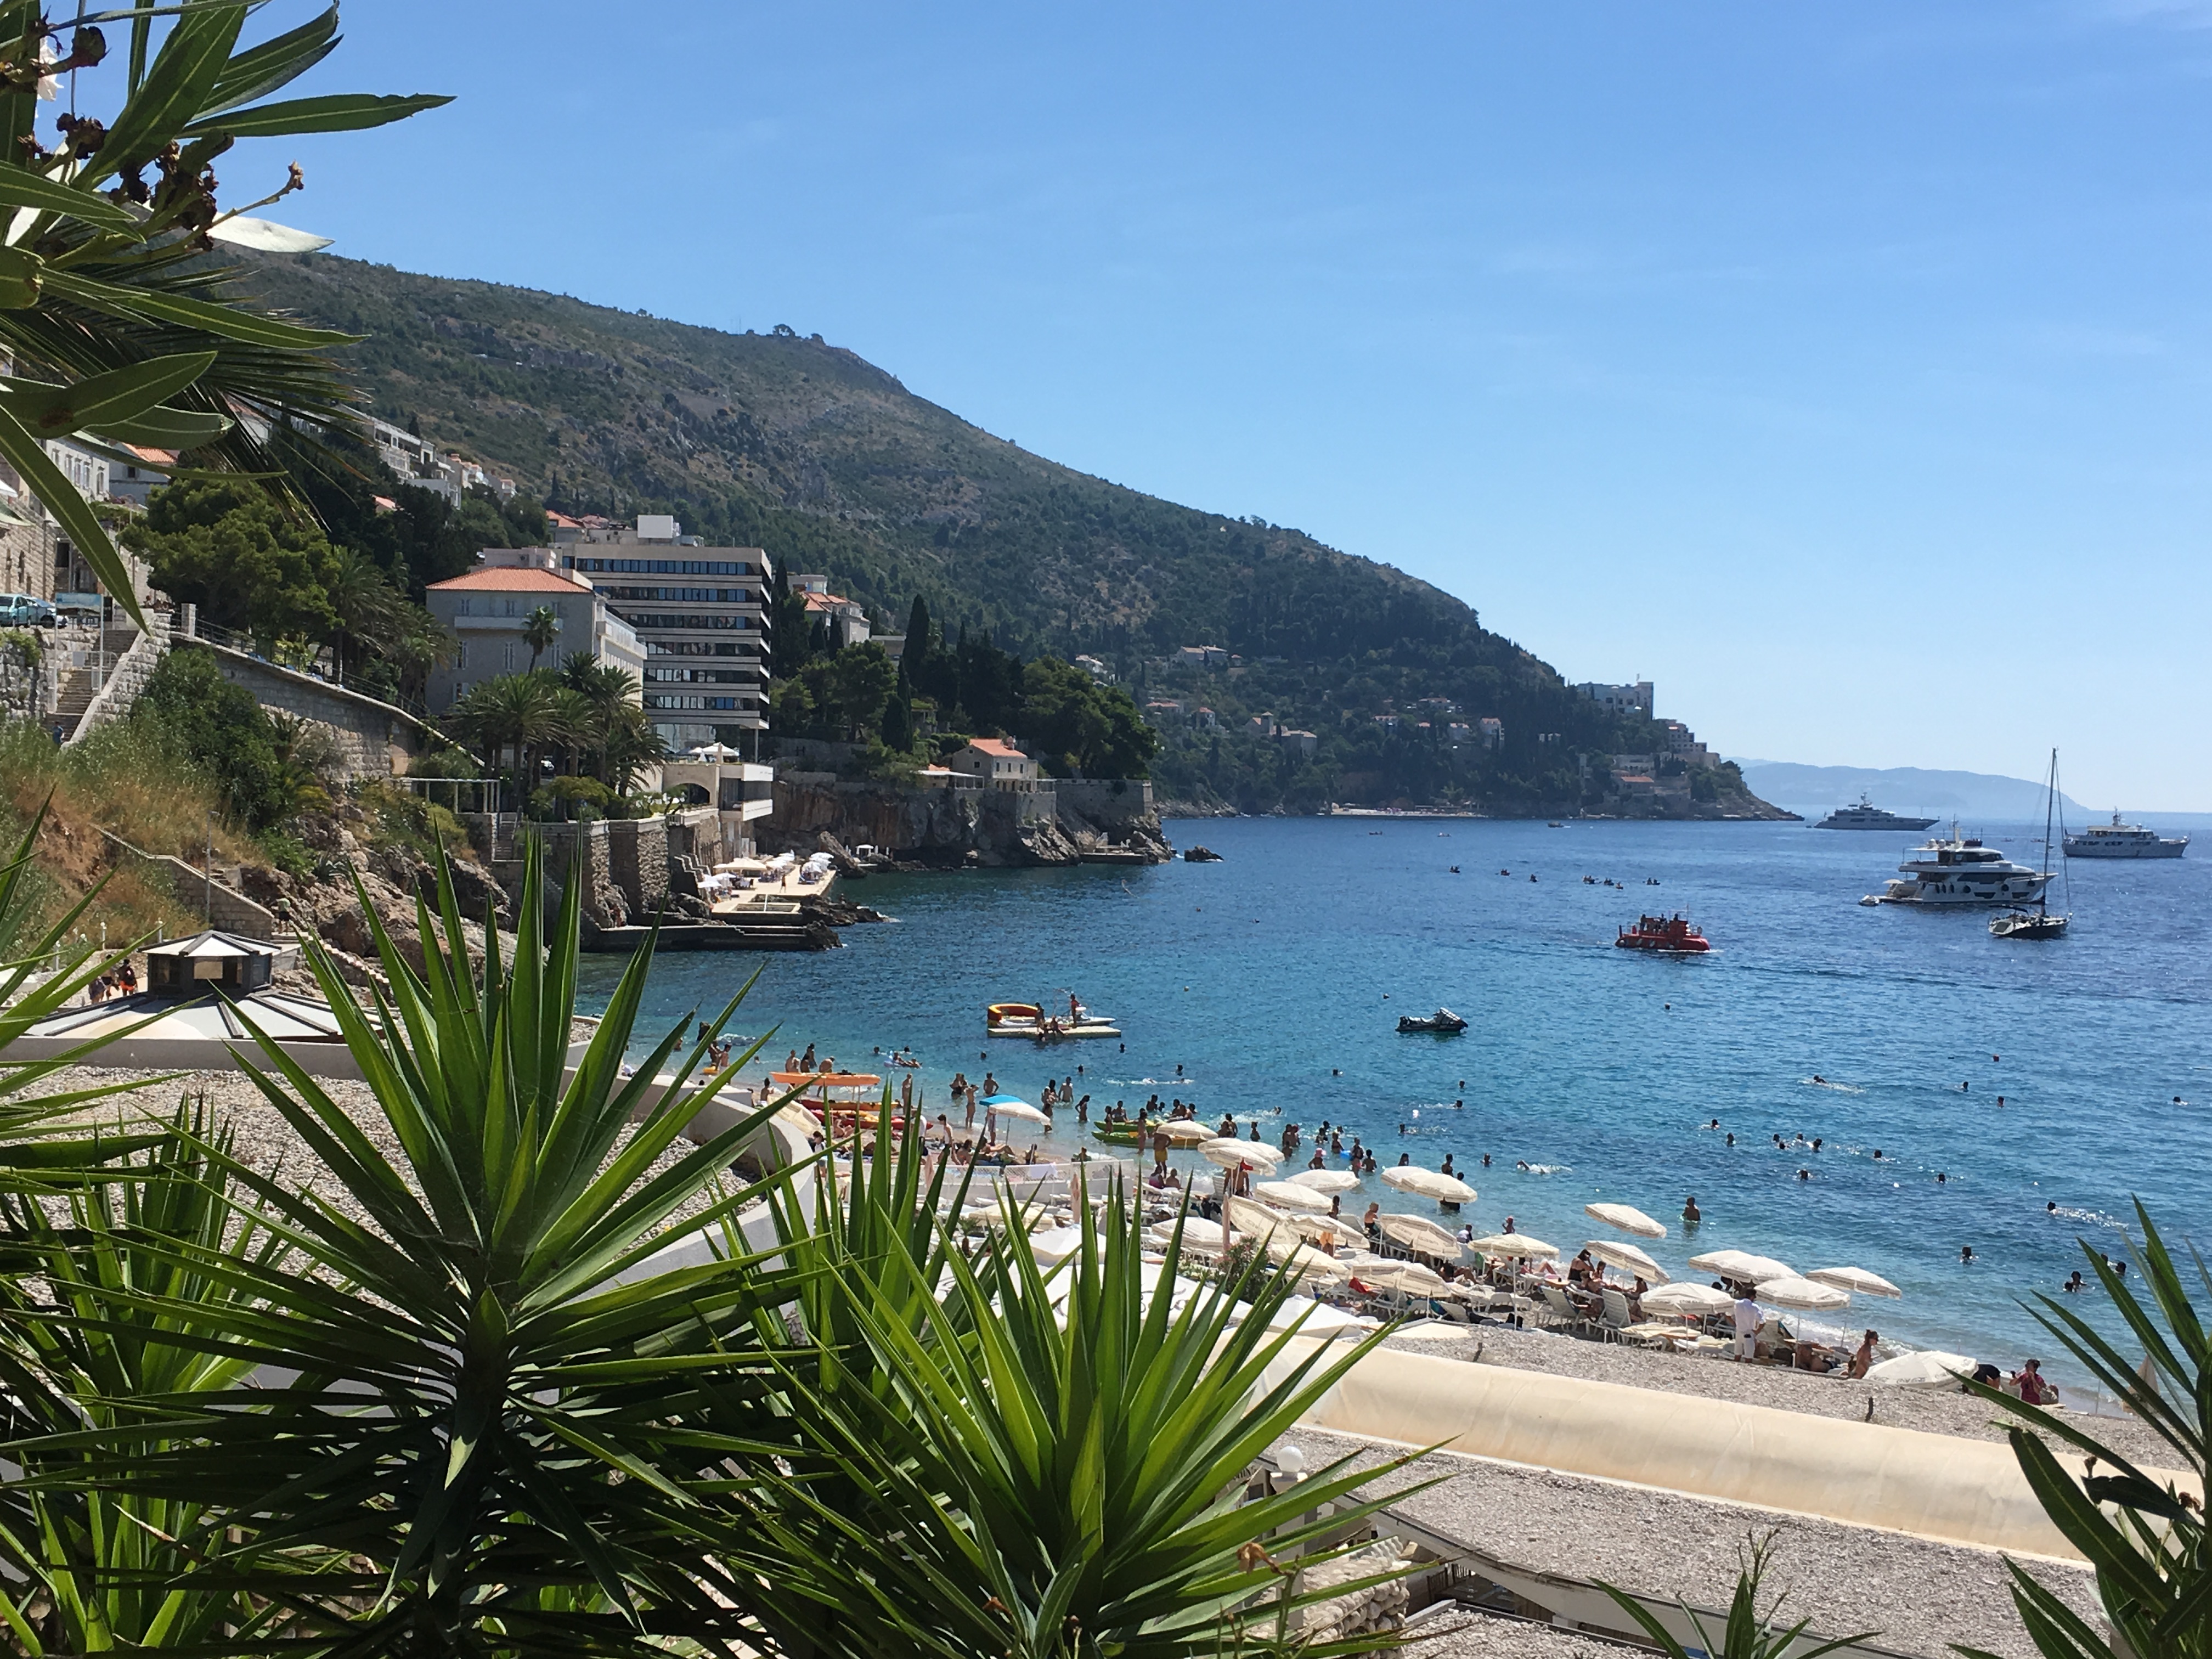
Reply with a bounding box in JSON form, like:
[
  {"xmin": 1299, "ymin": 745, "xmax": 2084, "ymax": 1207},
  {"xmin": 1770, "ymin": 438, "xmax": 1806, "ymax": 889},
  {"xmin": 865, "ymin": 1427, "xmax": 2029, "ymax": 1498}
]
[
  {"xmin": 761, "ymin": 774, "xmax": 1161, "ymax": 866},
  {"xmin": 605, "ymin": 817, "xmax": 670, "ymax": 920},
  {"xmin": 189, "ymin": 640, "xmax": 429, "ymax": 780},
  {"xmin": 1056, "ymin": 777, "xmax": 1155, "ymax": 827},
  {"xmin": 0, "ymin": 630, "xmax": 51, "ymax": 723},
  {"xmin": 100, "ymin": 830, "xmax": 281, "ymax": 938}
]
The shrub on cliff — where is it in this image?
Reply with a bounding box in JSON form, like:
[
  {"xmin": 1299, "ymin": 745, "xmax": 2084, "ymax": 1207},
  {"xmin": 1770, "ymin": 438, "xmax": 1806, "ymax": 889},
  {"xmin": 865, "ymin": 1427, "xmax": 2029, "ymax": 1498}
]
[{"xmin": 128, "ymin": 647, "xmax": 295, "ymax": 831}]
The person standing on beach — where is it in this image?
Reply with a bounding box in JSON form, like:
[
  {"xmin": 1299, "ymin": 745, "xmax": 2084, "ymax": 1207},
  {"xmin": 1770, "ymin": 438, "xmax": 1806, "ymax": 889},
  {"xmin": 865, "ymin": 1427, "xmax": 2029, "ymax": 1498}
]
[{"xmin": 1733, "ymin": 1289, "xmax": 1760, "ymax": 1361}]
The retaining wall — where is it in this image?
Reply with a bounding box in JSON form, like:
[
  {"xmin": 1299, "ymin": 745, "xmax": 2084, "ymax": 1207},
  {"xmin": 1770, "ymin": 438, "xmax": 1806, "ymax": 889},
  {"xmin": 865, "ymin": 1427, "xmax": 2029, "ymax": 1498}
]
[{"xmin": 185, "ymin": 639, "xmax": 430, "ymax": 780}]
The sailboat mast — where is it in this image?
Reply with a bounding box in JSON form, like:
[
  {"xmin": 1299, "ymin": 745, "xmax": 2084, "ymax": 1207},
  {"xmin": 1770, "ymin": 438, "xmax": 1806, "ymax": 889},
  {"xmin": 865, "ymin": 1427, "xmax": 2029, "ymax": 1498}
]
[{"xmin": 2041, "ymin": 748, "xmax": 2057, "ymax": 917}]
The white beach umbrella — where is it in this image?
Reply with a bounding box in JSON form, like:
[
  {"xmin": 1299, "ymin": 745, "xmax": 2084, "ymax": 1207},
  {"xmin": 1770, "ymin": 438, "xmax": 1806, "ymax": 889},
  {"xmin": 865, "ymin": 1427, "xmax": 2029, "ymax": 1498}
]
[
  {"xmin": 1640, "ymin": 1282, "xmax": 1733, "ymax": 1317},
  {"xmin": 1201, "ymin": 1138, "xmax": 1285, "ymax": 1172},
  {"xmin": 983, "ymin": 1097, "xmax": 1049, "ymax": 1126},
  {"xmin": 1756, "ymin": 1274, "xmax": 1852, "ymax": 1312},
  {"xmin": 1379, "ymin": 1165, "xmax": 1477, "ymax": 1204},
  {"xmin": 1255, "ymin": 1179, "xmax": 1335, "ymax": 1215},
  {"xmin": 1468, "ymin": 1233, "xmax": 1559, "ymax": 1261},
  {"xmin": 1585, "ymin": 1201, "xmax": 1668, "ymax": 1240},
  {"xmin": 1808, "ymin": 1266, "xmax": 1904, "ymax": 1300},
  {"xmin": 1029, "ymin": 1226, "xmax": 1088, "ymax": 1266},
  {"xmin": 1687, "ymin": 1248, "xmax": 1796, "ymax": 1284},
  {"xmin": 1275, "ymin": 1240, "xmax": 1352, "ymax": 1285},
  {"xmin": 1146, "ymin": 1217, "xmax": 1230, "ymax": 1252},
  {"xmin": 1224, "ymin": 1194, "xmax": 1295, "ymax": 1245},
  {"xmin": 1376, "ymin": 1212, "xmax": 1466, "ymax": 1260},
  {"xmin": 1285, "ymin": 1212, "xmax": 1355, "ymax": 1248},
  {"xmin": 1287, "ymin": 1168, "xmax": 1363, "ymax": 1194},
  {"xmin": 1584, "ymin": 1239, "xmax": 1671, "ymax": 1283},
  {"xmin": 1156, "ymin": 1119, "xmax": 1218, "ymax": 1144},
  {"xmin": 1867, "ymin": 1349, "xmax": 1978, "ymax": 1389},
  {"xmin": 1363, "ymin": 1261, "xmax": 1449, "ymax": 1297}
]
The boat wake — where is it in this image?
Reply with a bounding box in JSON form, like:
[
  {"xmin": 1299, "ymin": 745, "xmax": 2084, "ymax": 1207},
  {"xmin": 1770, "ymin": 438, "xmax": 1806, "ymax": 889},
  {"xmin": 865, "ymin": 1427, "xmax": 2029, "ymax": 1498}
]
[{"xmin": 1517, "ymin": 1162, "xmax": 1572, "ymax": 1176}]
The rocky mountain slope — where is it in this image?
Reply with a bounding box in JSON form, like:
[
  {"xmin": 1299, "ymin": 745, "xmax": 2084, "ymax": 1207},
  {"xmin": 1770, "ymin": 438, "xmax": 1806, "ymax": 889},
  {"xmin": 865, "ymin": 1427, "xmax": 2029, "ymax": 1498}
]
[{"xmin": 236, "ymin": 252, "xmax": 1776, "ymax": 816}]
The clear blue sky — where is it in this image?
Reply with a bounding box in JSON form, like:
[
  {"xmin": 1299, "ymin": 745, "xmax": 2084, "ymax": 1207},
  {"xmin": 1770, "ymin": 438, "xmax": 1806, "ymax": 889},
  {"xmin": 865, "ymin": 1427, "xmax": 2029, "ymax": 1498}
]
[{"xmin": 270, "ymin": 2, "xmax": 2212, "ymax": 808}]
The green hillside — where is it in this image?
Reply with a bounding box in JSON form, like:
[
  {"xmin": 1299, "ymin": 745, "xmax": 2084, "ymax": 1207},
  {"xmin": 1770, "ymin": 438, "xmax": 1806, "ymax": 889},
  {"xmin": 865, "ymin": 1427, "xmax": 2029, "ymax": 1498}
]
[{"xmin": 239, "ymin": 252, "xmax": 1771, "ymax": 816}]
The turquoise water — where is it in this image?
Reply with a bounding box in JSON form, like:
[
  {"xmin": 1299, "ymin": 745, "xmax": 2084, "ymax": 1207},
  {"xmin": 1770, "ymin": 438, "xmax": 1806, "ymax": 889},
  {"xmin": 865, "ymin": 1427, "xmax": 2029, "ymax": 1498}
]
[{"xmin": 575, "ymin": 816, "xmax": 2212, "ymax": 1375}]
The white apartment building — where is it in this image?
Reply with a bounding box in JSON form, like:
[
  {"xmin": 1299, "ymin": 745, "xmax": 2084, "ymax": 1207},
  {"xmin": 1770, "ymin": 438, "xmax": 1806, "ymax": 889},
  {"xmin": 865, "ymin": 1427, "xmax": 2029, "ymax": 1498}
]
[
  {"xmin": 1573, "ymin": 679, "xmax": 1655, "ymax": 719},
  {"xmin": 556, "ymin": 515, "xmax": 770, "ymax": 753}
]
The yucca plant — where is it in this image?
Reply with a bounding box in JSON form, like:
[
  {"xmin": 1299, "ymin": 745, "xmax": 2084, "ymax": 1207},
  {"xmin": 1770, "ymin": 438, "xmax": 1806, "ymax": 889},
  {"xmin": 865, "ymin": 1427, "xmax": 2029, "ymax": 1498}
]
[
  {"xmin": 0, "ymin": 1, "xmax": 448, "ymax": 619},
  {"xmin": 744, "ymin": 1170, "xmax": 1427, "ymax": 1659},
  {"xmin": 0, "ymin": 1102, "xmax": 308, "ymax": 1652},
  {"xmin": 4, "ymin": 844, "xmax": 815, "ymax": 1655},
  {"xmin": 1601, "ymin": 1531, "xmax": 1876, "ymax": 1659},
  {"xmin": 1959, "ymin": 1201, "xmax": 2209, "ymax": 1659},
  {"xmin": 0, "ymin": 797, "xmax": 167, "ymax": 1167}
]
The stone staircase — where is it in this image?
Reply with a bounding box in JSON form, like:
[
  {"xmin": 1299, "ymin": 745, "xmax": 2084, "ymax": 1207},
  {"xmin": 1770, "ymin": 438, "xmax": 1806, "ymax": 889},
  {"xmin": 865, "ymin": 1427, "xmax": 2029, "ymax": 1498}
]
[{"xmin": 59, "ymin": 625, "xmax": 167, "ymax": 744}]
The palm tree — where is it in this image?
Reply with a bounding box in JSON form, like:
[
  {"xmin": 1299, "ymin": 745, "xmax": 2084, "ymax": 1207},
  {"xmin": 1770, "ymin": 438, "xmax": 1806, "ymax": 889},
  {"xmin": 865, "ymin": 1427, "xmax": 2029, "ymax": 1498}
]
[
  {"xmin": 0, "ymin": 5, "xmax": 449, "ymax": 622},
  {"xmin": 523, "ymin": 604, "xmax": 562, "ymax": 670},
  {"xmin": 321, "ymin": 546, "xmax": 405, "ymax": 684},
  {"xmin": 445, "ymin": 672, "xmax": 562, "ymax": 782}
]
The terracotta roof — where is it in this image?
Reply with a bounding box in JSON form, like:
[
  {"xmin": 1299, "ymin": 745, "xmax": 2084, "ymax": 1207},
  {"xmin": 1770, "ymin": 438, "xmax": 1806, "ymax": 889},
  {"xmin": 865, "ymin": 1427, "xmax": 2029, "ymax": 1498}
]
[
  {"xmin": 546, "ymin": 510, "xmax": 583, "ymax": 528},
  {"xmin": 426, "ymin": 568, "xmax": 592, "ymax": 594},
  {"xmin": 800, "ymin": 590, "xmax": 853, "ymax": 612},
  {"xmin": 964, "ymin": 738, "xmax": 1026, "ymax": 759}
]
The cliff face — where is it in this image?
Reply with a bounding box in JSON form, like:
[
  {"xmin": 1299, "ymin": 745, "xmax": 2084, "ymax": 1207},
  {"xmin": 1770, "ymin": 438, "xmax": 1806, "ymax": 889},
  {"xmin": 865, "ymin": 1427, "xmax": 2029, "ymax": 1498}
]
[{"xmin": 759, "ymin": 776, "xmax": 1172, "ymax": 868}]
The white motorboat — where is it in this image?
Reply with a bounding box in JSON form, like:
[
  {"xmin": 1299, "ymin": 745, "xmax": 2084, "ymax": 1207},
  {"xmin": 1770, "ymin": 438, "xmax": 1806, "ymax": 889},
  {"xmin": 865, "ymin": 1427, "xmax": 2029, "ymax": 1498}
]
[
  {"xmin": 1814, "ymin": 794, "xmax": 1938, "ymax": 832},
  {"xmin": 2063, "ymin": 811, "xmax": 2187, "ymax": 860},
  {"xmin": 1863, "ymin": 823, "xmax": 2052, "ymax": 907}
]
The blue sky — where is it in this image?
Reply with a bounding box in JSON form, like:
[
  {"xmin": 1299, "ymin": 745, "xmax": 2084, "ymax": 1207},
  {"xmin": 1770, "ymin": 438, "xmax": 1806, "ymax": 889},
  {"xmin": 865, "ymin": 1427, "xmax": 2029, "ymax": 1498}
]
[{"xmin": 265, "ymin": 2, "xmax": 2211, "ymax": 807}]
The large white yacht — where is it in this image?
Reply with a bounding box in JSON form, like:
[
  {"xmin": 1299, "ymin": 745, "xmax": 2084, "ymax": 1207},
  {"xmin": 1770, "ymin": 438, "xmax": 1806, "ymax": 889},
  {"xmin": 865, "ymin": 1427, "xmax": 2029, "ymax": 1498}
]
[
  {"xmin": 1863, "ymin": 827, "xmax": 2053, "ymax": 906},
  {"xmin": 2063, "ymin": 812, "xmax": 2188, "ymax": 860},
  {"xmin": 1815, "ymin": 794, "xmax": 1938, "ymax": 832}
]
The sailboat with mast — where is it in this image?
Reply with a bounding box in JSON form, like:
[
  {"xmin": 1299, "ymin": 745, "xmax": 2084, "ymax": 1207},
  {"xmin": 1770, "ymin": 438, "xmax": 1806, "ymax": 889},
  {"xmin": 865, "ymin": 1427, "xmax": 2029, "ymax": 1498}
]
[{"xmin": 1991, "ymin": 749, "xmax": 2070, "ymax": 941}]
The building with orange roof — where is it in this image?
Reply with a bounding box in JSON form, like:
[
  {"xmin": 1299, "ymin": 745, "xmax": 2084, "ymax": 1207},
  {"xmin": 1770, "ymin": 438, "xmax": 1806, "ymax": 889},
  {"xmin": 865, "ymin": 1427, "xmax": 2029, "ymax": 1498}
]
[
  {"xmin": 947, "ymin": 737, "xmax": 1041, "ymax": 791},
  {"xmin": 422, "ymin": 550, "xmax": 644, "ymax": 711}
]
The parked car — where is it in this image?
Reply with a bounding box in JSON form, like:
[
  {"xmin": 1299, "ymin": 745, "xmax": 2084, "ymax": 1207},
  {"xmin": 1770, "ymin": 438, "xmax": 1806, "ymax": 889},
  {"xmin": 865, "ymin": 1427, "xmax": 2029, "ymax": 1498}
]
[{"xmin": 0, "ymin": 594, "xmax": 52, "ymax": 628}]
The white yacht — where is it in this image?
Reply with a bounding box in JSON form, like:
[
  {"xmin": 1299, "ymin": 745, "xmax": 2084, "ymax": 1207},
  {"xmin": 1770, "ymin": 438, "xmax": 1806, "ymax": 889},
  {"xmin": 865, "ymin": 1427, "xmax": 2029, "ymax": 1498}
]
[
  {"xmin": 1815, "ymin": 794, "xmax": 1938, "ymax": 832},
  {"xmin": 2063, "ymin": 812, "xmax": 2188, "ymax": 860},
  {"xmin": 1862, "ymin": 826, "xmax": 2053, "ymax": 906}
]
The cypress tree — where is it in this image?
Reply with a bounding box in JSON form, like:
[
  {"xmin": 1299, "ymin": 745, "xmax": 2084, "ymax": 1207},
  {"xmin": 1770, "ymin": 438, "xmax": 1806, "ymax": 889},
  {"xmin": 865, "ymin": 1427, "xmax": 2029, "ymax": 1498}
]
[{"xmin": 882, "ymin": 661, "xmax": 915, "ymax": 753}]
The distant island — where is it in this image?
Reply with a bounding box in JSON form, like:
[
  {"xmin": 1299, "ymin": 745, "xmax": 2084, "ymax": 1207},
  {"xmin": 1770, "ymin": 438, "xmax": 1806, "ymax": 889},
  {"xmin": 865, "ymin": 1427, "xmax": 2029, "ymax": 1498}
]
[
  {"xmin": 238, "ymin": 252, "xmax": 1784, "ymax": 821},
  {"xmin": 1734, "ymin": 761, "xmax": 2092, "ymax": 824}
]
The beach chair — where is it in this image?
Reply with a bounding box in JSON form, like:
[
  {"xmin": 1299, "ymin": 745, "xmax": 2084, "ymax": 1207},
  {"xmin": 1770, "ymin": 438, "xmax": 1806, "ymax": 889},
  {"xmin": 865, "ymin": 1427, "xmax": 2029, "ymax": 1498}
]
[
  {"xmin": 1539, "ymin": 1284, "xmax": 1589, "ymax": 1336},
  {"xmin": 1440, "ymin": 1299, "xmax": 1475, "ymax": 1325},
  {"xmin": 1599, "ymin": 1288, "xmax": 1637, "ymax": 1344}
]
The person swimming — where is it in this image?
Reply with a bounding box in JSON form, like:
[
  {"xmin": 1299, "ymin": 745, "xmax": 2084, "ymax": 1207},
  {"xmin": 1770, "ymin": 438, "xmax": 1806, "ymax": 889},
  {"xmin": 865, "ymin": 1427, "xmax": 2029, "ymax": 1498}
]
[
  {"xmin": 1515, "ymin": 1159, "xmax": 1531, "ymax": 1171},
  {"xmin": 1960, "ymin": 1245, "xmax": 1976, "ymax": 1263}
]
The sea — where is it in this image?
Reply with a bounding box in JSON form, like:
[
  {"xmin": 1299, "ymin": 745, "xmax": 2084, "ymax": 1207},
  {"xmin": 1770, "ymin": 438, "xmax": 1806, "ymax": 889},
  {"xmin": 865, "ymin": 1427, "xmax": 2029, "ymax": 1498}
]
[{"xmin": 574, "ymin": 814, "xmax": 2212, "ymax": 1380}]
